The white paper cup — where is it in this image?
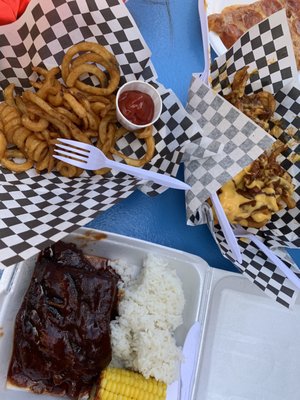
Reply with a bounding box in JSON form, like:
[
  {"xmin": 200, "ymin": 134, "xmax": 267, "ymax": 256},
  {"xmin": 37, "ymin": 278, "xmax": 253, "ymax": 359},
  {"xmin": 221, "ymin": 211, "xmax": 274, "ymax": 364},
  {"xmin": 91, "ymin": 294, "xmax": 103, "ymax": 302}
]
[{"xmin": 116, "ymin": 80, "xmax": 162, "ymax": 131}]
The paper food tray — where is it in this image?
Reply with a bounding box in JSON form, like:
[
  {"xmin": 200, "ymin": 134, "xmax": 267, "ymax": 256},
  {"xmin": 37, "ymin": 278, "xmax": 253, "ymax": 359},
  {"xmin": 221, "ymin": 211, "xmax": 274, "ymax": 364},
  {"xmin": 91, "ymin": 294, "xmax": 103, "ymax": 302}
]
[
  {"xmin": 1, "ymin": 228, "xmax": 300, "ymax": 400},
  {"xmin": 184, "ymin": 9, "xmax": 300, "ymax": 308},
  {"xmin": 0, "ymin": 0, "xmax": 206, "ymax": 269}
]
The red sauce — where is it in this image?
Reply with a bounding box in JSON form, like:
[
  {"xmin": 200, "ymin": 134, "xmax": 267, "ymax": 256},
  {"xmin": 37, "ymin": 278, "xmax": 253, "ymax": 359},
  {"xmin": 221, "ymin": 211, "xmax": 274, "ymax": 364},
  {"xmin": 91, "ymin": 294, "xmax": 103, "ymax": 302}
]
[{"xmin": 118, "ymin": 90, "xmax": 154, "ymax": 125}]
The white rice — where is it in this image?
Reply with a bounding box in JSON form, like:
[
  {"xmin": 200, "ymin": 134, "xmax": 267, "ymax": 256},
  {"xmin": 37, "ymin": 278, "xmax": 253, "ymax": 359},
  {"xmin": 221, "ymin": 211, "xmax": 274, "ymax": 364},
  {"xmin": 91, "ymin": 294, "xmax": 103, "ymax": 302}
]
[{"xmin": 109, "ymin": 253, "xmax": 185, "ymax": 384}]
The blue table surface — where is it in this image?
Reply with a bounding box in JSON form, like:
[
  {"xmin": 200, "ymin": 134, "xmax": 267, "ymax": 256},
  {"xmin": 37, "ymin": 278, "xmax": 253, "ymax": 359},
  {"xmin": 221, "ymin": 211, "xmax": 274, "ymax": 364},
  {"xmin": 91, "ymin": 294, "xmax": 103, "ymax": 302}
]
[{"xmin": 88, "ymin": 0, "xmax": 300, "ymax": 272}]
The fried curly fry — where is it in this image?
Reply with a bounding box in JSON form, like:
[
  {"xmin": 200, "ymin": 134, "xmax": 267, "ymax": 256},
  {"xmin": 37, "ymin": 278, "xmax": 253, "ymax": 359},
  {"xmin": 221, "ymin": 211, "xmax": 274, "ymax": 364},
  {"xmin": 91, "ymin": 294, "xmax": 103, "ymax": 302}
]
[
  {"xmin": 61, "ymin": 41, "xmax": 118, "ymax": 82},
  {"xmin": 4, "ymin": 83, "xmax": 16, "ymax": 107},
  {"xmin": 71, "ymin": 53, "xmax": 109, "ymax": 87},
  {"xmin": 35, "ymin": 67, "xmax": 61, "ymax": 100},
  {"xmin": 66, "ymin": 62, "xmax": 120, "ymax": 96},
  {"xmin": 1, "ymin": 149, "xmax": 34, "ymax": 172},
  {"xmin": 55, "ymin": 106, "xmax": 81, "ymax": 125},
  {"xmin": 111, "ymin": 126, "xmax": 155, "ymax": 167},
  {"xmin": 0, "ymin": 130, "xmax": 7, "ymax": 159},
  {"xmin": 21, "ymin": 115, "xmax": 49, "ymax": 132},
  {"xmin": 35, "ymin": 144, "xmax": 56, "ymax": 173},
  {"xmin": 25, "ymin": 104, "xmax": 70, "ymax": 139},
  {"xmin": 0, "ymin": 103, "xmax": 20, "ymax": 143},
  {"xmin": 23, "ymin": 91, "xmax": 90, "ymax": 144},
  {"xmin": 56, "ymin": 160, "xmax": 83, "ymax": 178},
  {"xmin": 63, "ymin": 92, "xmax": 87, "ymax": 119}
]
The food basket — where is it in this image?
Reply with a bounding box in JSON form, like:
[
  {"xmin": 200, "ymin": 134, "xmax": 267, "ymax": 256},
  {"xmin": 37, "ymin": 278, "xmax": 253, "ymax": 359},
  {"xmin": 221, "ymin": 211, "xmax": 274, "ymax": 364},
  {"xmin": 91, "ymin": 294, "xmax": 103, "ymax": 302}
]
[
  {"xmin": 184, "ymin": 9, "xmax": 300, "ymax": 308},
  {"xmin": 0, "ymin": 0, "xmax": 209, "ymax": 269},
  {"xmin": 0, "ymin": 227, "xmax": 300, "ymax": 400}
]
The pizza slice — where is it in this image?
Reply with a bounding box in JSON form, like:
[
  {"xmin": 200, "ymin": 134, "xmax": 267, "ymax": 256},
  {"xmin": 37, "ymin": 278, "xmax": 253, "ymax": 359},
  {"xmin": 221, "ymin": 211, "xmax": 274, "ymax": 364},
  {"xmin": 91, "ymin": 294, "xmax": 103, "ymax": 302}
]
[{"xmin": 208, "ymin": 0, "xmax": 300, "ymax": 69}]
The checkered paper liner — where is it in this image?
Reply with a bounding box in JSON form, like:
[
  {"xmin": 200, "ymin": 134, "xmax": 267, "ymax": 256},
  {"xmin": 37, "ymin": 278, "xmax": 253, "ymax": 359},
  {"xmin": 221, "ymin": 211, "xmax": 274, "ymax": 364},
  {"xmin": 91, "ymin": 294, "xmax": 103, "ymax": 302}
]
[
  {"xmin": 185, "ymin": 10, "xmax": 300, "ymax": 307},
  {"xmin": 0, "ymin": 0, "xmax": 211, "ymax": 269},
  {"xmin": 202, "ymin": 204, "xmax": 300, "ymax": 308}
]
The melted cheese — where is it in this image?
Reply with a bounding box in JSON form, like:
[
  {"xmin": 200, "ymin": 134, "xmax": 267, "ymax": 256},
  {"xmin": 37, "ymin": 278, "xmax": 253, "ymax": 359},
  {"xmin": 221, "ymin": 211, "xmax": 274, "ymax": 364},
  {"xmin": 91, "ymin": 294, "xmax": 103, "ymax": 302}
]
[{"xmin": 219, "ymin": 177, "xmax": 280, "ymax": 225}]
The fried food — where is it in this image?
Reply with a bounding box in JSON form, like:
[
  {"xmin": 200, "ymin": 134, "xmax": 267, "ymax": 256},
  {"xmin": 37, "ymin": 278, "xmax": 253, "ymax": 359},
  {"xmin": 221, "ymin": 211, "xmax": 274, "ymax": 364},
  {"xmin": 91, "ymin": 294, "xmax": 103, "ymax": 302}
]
[
  {"xmin": 0, "ymin": 130, "xmax": 7, "ymax": 159},
  {"xmin": 215, "ymin": 67, "xmax": 297, "ymax": 228},
  {"xmin": 62, "ymin": 42, "xmax": 120, "ymax": 96},
  {"xmin": 1, "ymin": 149, "xmax": 34, "ymax": 172},
  {"xmin": 21, "ymin": 114, "xmax": 49, "ymax": 132},
  {"xmin": 224, "ymin": 66, "xmax": 278, "ymax": 132},
  {"xmin": 61, "ymin": 42, "xmax": 117, "ymax": 80},
  {"xmin": 216, "ymin": 144, "xmax": 296, "ymax": 228},
  {"xmin": 3, "ymin": 83, "xmax": 16, "ymax": 107},
  {"xmin": 0, "ymin": 41, "xmax": 157, "ymax": 177},
  {"xmin": 0, "ymin": 102, "xmax": 48, "ymax": 163},
  {"xmin": 111, "ymin": 126, "xmax": 155, "ymax": 167}
]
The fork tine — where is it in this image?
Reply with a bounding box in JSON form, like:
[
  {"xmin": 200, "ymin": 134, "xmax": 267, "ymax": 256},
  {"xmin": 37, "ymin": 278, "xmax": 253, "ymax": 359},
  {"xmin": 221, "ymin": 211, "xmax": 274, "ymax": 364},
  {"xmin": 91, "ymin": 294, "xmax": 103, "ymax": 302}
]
[
  {"xmin": 55, "ymin": 143, "xmax": 89, "ymax": 156},
  {"xmin": 54, "ymin": 148, "xmax": 88, "ymax": 162},
  {"xmin": 57, "ymin": 138, "xmax": 92, "ymax": 152},
  {"xmin": 53, "ymin": 154, "xmax": 88, "ymax": 169}
]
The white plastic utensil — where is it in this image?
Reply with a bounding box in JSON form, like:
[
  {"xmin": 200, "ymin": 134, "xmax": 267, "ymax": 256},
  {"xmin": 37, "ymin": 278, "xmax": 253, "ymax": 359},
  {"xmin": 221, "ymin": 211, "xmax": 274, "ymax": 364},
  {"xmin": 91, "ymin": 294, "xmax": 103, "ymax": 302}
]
[
  {"xmin": 166, "ymin": 322, "xmax": 201, "ymax": 400},
  {"xmin": 198, "ymin": 0, "xmax": 242, "ymax": 263},
  {"xmin": 198, "ymin": 0, "xmax": 210, "ymax": 84},
  {"xmin": 166, "ymin": 378, "xmax": 180, "ymax": 400},
  {"xmin": 211, "ymin": 193, "xmax": 243, "ymax": 264},
  {"xmin": 234, "ymin": 226, "xmax": 300, "ymax": 290},
  {"xmin": 180, "ymin": 321, "xmax": 202, "ymax": 400},
  {"xmin": 54, "ymin": 139, "xmax": 191, "ymax": 191}
]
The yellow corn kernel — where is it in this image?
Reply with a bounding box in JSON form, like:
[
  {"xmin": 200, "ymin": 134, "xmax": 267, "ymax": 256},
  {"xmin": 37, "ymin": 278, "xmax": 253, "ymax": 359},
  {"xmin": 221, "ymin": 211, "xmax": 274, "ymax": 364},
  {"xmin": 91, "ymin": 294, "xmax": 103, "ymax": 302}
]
[{"xmin": 96, "ymin": 367, "xmax": 167, "ymax": 400}]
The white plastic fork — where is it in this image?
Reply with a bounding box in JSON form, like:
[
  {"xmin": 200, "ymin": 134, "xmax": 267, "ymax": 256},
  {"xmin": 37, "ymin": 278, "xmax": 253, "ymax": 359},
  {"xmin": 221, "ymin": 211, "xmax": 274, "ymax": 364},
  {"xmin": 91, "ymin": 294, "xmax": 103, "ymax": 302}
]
[
  {"xmin": 54, "ymin": 139, "xmax": 191, "ymax": 191},
  {"xmin": 234, "ymin": 226, "xmax": 300, "ymax": 290},
  {"xmin": 198, "ymin": 0, "xmax": 210, "ymax": 85},
  {"xmin": 198, "ymin": 0, "xmax": 242, "ymax": 263}
]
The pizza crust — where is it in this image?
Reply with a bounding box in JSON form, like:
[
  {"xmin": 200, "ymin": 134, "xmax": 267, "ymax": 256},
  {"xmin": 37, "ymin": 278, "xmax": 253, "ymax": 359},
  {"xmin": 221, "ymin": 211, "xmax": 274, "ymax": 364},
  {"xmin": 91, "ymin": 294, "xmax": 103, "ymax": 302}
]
[{"xmin": 208, "ymin": 0, "xmax": 300, "ymax": 69}]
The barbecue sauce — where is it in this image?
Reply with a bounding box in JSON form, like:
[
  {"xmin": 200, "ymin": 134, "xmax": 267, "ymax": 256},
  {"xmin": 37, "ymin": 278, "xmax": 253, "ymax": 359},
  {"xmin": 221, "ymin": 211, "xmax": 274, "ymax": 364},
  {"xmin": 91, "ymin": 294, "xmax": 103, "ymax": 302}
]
[{"xmin": 7, "ymin": 241, "xmax": 119, "ymax": 399}]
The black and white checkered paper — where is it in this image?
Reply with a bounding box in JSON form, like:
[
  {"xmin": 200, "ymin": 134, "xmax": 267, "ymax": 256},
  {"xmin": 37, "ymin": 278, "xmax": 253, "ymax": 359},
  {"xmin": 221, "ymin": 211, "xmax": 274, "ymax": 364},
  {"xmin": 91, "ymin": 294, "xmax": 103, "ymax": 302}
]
[
  {"xmin": 185, "ymin": 10, "xmax": 300, "ymax": 307},
  {"xmin": 0, "ymin": 0, "xmax": 214, "ymax": 268}
]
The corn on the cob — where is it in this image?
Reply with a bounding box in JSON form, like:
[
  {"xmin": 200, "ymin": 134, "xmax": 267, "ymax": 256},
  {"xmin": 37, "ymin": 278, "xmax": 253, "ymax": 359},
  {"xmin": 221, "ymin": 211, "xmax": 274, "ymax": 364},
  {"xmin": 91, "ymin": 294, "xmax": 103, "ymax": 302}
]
[{"xmin": 96, "ymin": 367, "xmax": 167, "ymax": 400}]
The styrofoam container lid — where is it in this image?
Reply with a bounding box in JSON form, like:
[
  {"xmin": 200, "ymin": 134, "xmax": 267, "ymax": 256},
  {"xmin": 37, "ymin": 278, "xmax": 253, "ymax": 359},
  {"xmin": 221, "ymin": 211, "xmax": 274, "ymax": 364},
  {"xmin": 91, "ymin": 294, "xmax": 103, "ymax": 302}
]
[
  {"xmin": 194, "ymin": 272, "xmax": 300, "ymax": 400},
  {"xmin": 0, "ymin": 228, "xmax": 300, "ymax": 400}
]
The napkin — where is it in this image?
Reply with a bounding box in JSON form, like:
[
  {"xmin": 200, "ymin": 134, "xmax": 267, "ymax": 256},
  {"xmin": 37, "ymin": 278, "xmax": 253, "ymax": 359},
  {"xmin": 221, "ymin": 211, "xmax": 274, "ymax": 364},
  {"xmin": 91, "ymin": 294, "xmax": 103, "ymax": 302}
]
[
  {"xmin": 185, "ymin": 10, "xmax": 300, "ymax": 308},
  {"xmin": 0, "ymin": 0, "xmax": 222, "ymax": 269}
]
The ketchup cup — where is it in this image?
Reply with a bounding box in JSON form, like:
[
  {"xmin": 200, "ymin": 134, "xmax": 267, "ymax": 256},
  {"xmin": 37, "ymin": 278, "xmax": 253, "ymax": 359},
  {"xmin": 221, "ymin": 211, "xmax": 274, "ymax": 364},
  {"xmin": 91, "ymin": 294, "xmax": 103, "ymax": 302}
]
[{"xmin": 116, "ymin": 80, "xmax": 162, "ymax": 131}]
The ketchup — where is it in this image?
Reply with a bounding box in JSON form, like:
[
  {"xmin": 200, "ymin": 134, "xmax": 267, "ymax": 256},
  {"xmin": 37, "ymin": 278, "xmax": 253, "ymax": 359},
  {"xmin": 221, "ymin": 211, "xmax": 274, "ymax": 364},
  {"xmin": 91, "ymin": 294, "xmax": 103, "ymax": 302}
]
[{"xmin": 118, "ymin": 90, "xmax": 154, "ymax": 125}]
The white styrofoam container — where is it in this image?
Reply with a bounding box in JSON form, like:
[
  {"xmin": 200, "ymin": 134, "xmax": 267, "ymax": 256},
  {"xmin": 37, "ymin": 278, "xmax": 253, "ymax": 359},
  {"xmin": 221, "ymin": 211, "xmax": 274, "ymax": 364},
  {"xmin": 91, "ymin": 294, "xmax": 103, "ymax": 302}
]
[{"xmin": 0, "ymin": 227, "xmax": 300, "ymax": 400}]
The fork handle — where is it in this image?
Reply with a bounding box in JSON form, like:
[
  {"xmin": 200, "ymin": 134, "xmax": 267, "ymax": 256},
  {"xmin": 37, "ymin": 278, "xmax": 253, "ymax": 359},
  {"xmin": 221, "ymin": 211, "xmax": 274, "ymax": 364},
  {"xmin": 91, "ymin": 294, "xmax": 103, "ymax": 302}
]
[
  {"xmin": 210, "ymin": 193, "xmax": 242, "ymax": 264},
  {"xmin": 105, "ymin": 159, "xmax": 190, "ymax": 191},
  {"xmin": 198, "ymin": 0, "xmax": 210, "ymax": 79}
]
